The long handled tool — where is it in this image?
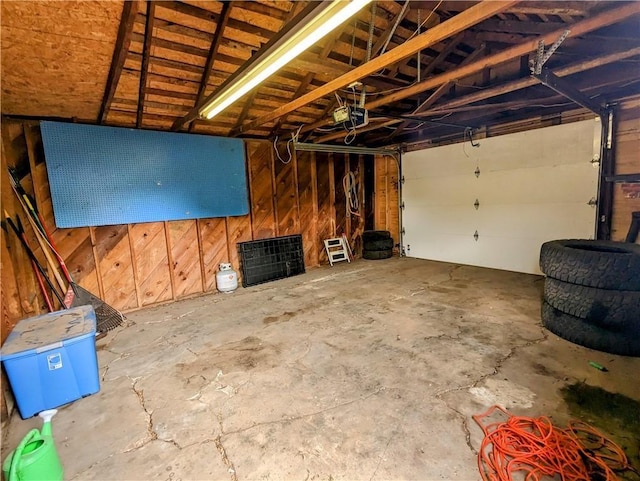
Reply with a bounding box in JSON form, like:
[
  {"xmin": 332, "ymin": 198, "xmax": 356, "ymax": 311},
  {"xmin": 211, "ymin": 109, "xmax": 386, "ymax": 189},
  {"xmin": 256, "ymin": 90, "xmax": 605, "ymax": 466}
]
[
  {"xmin": 15, "ymin": 216, "xmax": 54, "ymax": 311},
  {"xmin": 4, "ymin": 211, "xmax": 66, "ymax": 307},
  {"xmin": 7, "ymin": 174, "xmax": 67, "ymax": 294},
  {"xmin": 8, "ymin": 170, "xmax": 125, "ymax": 334},
  {"xmin": 8, "ymin": 169, "xmax": 73, "ymax": 283}
]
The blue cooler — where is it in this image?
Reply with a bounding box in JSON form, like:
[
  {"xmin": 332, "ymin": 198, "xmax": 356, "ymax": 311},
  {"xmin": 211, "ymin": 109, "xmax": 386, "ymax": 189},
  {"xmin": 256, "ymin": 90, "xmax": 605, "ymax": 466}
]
[{"xmin": 0, "ymin": 305, "xmax": 100, "ymax": 418}]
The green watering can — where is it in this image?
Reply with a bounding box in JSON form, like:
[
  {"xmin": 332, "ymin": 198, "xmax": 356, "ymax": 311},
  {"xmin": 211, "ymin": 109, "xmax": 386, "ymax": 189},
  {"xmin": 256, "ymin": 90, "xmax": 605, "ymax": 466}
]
[{"xmin": 2, "ymin": 409, "xmax": 63, "ymax": 481}]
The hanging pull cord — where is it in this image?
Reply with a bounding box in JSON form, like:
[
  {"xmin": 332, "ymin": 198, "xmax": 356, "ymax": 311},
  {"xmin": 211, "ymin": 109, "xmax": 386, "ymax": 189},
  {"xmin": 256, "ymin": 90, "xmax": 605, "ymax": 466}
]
[{"xmin": 343, "ymin": 171, "xmax": 360, "ymax": 216}]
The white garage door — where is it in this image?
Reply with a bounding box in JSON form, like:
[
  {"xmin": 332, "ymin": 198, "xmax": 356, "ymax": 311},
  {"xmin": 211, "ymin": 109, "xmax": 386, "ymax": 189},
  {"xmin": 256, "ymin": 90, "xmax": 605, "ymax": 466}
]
[{"xmin": 402, "ymin": 119, "xmax": 601, "ymax": 275}]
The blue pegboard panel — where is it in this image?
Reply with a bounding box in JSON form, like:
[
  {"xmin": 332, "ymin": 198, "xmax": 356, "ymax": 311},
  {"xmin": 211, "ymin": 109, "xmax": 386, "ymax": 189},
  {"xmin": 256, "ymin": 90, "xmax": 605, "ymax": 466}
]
[{"xmin": 40, "ymin": 122, "xmax": 249, "ymax": 228}]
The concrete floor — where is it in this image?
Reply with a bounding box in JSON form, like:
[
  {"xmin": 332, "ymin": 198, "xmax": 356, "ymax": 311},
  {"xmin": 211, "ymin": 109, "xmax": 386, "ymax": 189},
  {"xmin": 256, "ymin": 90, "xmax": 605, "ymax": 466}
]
[{"xmin": 2, "ymin": 257, "xmax": 640, "ymax": 480}]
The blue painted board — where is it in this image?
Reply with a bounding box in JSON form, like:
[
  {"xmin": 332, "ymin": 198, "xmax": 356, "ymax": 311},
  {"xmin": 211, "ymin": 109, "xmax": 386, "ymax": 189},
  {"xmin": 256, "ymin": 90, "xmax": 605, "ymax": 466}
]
[{"xmin": 40, "ymin": 121, "xmax": 249, "ymax": 228}]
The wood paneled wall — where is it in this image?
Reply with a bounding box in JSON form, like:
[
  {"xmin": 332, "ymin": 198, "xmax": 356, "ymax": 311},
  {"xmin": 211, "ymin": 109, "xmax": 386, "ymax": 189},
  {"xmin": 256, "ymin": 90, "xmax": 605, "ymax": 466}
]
[
  {"xmin": 611, "ymin": 95, "xmax": 640, "ymax": 242},
  {"xmin": 1, "ymin": 121, "xmax": 373, "ymax": 341},
  {"xmin": 374, "ymin": 155, "xmax": 400, "ymax": 249}
]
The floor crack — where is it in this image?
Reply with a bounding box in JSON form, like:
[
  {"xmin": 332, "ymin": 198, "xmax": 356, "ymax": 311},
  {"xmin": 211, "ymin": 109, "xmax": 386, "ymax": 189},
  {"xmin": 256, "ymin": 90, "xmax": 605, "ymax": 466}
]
[
  {"xmin": 125, "ymin": 377, "xmax": 157, "ymax": 451},
  {"xmin": 369, "ymin": 430, "xmax": 396, "ymax": 481},
  {"xmin": 215, "ymin": 435, "xmax": 238, "ymax": 481},
  {"xmin": 435, "ymin": 331, "xmax": 549, "ymax": 456}
]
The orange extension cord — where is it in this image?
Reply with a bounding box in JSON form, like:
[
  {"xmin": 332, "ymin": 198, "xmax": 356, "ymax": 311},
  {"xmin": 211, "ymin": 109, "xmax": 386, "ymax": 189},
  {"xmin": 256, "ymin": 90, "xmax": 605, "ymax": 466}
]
[{"xmin": 473, "ymin": 405, "xmax": 637, "ymax": 481}]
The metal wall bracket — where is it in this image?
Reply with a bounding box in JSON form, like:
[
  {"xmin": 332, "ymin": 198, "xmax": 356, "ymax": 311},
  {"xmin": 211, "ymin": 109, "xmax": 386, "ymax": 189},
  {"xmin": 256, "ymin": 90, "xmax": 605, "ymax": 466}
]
[
  {"xmin": 587, "ymin": 197, "xmax": 598, "ymax": 207},
  {"xmin": 400, "ymin": 201, "xmax": 405, "ymax": 210},
  {"xmin": 531, "ymin": 30, "xmax": 570, "ymax": 75}
]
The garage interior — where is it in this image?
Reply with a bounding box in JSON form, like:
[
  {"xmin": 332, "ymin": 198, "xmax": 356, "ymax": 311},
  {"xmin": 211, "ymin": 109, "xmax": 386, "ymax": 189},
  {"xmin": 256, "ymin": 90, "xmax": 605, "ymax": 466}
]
[{"xmin": 1, "ymin": 1, "xmax": 639, "ymax": 480}]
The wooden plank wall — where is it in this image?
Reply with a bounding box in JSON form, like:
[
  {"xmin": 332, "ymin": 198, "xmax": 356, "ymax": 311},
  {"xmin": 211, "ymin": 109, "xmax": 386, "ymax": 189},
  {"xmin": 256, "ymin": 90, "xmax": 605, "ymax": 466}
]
[
  {"xmin": 0, "ymin": 122, "xmax": 377, "ymax": 340},
  {"xmin": 374, "ymin": 154, "xmax": 400, "ymax": 248},
  {"xmin": 611, "ymin": 94, "xmax": 640, "ymax": 242}
]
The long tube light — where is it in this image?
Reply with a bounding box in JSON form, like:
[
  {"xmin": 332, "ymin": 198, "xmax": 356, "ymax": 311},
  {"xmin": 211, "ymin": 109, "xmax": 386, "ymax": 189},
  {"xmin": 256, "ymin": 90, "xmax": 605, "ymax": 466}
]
[{"xmin": 199, "ymin": 0, "xmax": 372, "ymax": 120}]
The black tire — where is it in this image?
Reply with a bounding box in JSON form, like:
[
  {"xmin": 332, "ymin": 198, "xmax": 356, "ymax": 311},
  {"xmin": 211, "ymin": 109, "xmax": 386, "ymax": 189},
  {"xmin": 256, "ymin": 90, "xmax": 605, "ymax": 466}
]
[
  {"xmin": 544, "ymin": 277, "xmax": 640, "ymax": 331},
  {"xmin": 541, "ymin": 302, "xmax": 640, "ymax": 357},
  {"xmin": 539, "ymin": 239, "xmax": 640, "ymax": 291},
  {"xmin": 363, "ymin": 238, "xmax": 394, "ymax": 251},
  {"xmin": 362, "ymin": 230, "xmax": 391, "ymax": 242},
  {"xmin": 363, "ymin": 249, "xmax": 393, "ymax": 260}
]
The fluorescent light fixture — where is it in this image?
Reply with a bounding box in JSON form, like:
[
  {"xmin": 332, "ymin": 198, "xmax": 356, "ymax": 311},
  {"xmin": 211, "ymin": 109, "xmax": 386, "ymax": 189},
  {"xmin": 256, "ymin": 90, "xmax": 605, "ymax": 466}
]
[{"xmin": 199, "ymin": 0, "xmax": 372, "ymax": 120}]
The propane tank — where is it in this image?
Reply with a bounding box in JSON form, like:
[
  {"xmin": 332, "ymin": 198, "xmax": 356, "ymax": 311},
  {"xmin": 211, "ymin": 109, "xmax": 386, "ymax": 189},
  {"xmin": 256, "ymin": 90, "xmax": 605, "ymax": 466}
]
[{"xmin": 216, "ymin": 263, "xmax": 238, "ymax": 293}]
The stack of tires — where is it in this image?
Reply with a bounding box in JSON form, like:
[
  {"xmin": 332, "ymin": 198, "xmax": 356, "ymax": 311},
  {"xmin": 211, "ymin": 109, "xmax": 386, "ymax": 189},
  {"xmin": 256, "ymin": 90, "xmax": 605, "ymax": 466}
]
[
  {"xmin": 539, "ymin": 239, "xmax": 640, "ymax": 357},
  {"xmin": 362, "ymin": 230, "xmax": 394, "ymax": 260}
]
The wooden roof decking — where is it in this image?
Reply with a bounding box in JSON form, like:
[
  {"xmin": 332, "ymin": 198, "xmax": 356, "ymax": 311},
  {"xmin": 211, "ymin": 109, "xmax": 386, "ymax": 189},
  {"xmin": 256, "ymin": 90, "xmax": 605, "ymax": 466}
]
[{"xmin": 2, "ymin": 1, "xmax": 639, "ymax": 146}]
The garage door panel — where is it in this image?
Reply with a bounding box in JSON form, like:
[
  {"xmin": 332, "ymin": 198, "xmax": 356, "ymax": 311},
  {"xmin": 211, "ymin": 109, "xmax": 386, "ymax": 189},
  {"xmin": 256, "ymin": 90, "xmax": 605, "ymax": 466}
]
[
  {"xmin": 476, "ymin": 120, "xmax": 599, "ymax": 171},
  {"xmin": 404, "ymin": 176, "xmax": 477, "ymax": 206},
  {"xmin": 475, "ymin": 164, "xmax": 598, "ymax": 204},
  {"xmin": 477, "ymin": 204, "xmax": 596, "ymax": 239},
  {"xmin": 402, "ymin": 119, "xmax": 599, "ymax": 275},
  {"xmin": 404, "ymin": 204, "xmax": 477, "ymax": 236},
  {"xmin": 404, "ymin": 150, "xmax": 477, "ymax": 179}
]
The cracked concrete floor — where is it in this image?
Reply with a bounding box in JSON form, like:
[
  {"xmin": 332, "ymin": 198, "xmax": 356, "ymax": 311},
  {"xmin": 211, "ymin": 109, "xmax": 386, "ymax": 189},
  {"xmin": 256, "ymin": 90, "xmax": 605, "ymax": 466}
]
[{"xmin": 3, "ymin": 257, "xmax": 640, "ymax": 480}]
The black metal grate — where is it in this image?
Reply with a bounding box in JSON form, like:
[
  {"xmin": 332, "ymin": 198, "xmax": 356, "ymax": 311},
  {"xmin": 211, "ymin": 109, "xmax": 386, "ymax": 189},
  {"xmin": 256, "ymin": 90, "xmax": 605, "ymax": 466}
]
[{"xmin": 238, "ymin": 234, "xmax": 305, "ymax": 287}]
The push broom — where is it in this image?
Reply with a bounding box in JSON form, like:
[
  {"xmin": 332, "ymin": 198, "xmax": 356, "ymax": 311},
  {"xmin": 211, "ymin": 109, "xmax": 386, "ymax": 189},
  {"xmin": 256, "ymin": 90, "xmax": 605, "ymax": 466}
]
[{"xmin": 8, "ymin": 169, "xmax": 125, "ymax": 335}]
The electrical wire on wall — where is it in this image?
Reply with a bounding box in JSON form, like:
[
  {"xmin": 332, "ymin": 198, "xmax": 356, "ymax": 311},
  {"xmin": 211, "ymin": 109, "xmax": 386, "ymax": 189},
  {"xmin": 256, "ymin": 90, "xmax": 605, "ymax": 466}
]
[
  {"xmin": 274, "ymin": 126, "xmax": 303, "ymax": 164},
  {"xmin": 343, "ymin": 170, "xmax": 360, "ymax": 216}
]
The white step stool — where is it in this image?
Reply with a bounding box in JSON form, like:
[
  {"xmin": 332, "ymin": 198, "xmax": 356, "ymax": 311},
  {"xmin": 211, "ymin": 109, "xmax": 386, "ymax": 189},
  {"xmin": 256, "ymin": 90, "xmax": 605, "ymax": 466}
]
[{"xmin": 324, "ymin": 237, "xmax": 351, "ymax": 266}]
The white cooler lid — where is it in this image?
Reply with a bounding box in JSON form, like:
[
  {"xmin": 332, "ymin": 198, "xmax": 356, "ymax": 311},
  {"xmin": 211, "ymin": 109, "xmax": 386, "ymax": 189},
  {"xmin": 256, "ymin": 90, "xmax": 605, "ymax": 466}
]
[{"xmin": 1, "ymin": 305, "xmax": 96, "ymax": 358}]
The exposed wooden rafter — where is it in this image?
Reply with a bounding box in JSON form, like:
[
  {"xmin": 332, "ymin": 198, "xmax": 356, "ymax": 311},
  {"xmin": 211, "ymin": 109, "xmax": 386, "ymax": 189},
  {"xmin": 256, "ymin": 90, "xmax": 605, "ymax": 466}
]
[
  {"xmin": 299, "ymin": 1, "xmax": 640, "ymax": 138},
  {"xmin": 183, "ymin": 2, "xmax": 231, "ymax": 133},
  {"xmin": 137, "ymin": 2, "xmax": 155, "ymax": 128},
  {"xmin": 383, "ymin": 40, "xmax": 487, "ymax": 141},
  {"xmin": 98, "ymin": 1, "xmax": 142, "ymax": 124},
  {"xmin": 232, "ymin": 0, "xmax": 518, "ymax": 136}
]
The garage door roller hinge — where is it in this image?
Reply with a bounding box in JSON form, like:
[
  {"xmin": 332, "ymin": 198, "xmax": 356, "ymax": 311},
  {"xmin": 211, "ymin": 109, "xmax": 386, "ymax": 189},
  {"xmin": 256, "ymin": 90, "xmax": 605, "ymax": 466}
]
[{"xmin": 474, "ymin": 230, "xmax": 479, "ymax": 241}]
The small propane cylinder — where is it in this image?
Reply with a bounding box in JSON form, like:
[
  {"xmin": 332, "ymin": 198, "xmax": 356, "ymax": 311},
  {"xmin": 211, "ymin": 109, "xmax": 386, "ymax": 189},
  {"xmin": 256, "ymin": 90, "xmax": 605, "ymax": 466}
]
[{"xmin": 216, "ymin": 263, "xmax": 238, "ymax": 293}]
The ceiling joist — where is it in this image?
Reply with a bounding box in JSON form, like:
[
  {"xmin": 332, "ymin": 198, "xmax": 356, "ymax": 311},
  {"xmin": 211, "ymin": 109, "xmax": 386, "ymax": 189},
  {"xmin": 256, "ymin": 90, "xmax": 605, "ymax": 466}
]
[{"xmin": 233, "ymin": 0, "xmax": 519, "ymax": 135}]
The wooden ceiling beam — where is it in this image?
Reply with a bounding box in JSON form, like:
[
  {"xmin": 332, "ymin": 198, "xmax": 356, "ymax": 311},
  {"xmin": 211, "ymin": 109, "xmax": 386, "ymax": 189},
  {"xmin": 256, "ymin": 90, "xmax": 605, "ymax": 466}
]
[
  {"xmin": 476, "ymin": 19, "xmax": 568, "ymax": 35},
  {"xmin": 232, "ymin": 1, "xmax": 289, "ymax": 21},
  {"xmin": 421, "ymin": 32, "xmax": 466, "ymax": 78},
  {"xmin": 131, "ymin": 32, "xmax": 210, "ymax": 58},
  {"xmin": 127, "ymin": 52, "xmax": 203, "ymax": 74},
  {"xmin": 316, "ymin": 119, "xmax": 398, "ymax": 143},
  {"xmin": 98, "ymin": 1, "xmax": 142, "ymax": 124},
  {"xmin": 426, "ymin": 46, "xmax": 640, "ymax": 113},
  {"xmin": 145, "ymin": 88, "xmax": 197, "ymax": 101},
  {"xmin": 137, "ymin": 2, "xmax": 155, "ymax": 128},
  {"xmin": 387, "ymin": 70, "xmax": 640, "ymax": 147},
  {"xmin": 381, "ymin": 41, "xmax": 487, "ymax": 142},
  {"xmin": 230, "ymin": 90, "xmax": 260, "ymax": 134},
  {"xmin": 157, "ymin": 1, "xmax": 275, "ymax": 40},
  {"xmin": 234, "ymin": 0, "xmax": 518, "ymax": 135},
  {"xmin": 269, "ymin": 21, "xmax": 347, "ymax": 137},
  {"xmin": 295, "ymin": 2, "xmax": 412, "ymax": 140},
  {"xmin": 433, "ymin": 1, "xmax": 588, "ymax": 17},
  {"xmin": 344, "ymin": 3, "xmax": 640, "ymax": 127},
  {"xmin": 187, "ymin": 2, "xmax": 232, "ymax": 132}
]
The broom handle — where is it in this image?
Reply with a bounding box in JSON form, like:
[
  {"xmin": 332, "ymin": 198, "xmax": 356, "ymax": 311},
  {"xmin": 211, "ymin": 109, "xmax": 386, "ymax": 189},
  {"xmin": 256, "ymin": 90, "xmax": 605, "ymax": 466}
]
[
  {"xmin": 4, "ymin": 213, "xmax": 66, "ymax": 306},
  {"xmin": 25, "ymin": 195, "xmax": 73, "ymax": 284},
  {"xmin": 9, "ymin": 186, "xmax": 67, "ymax": 293},
  {"xmin": 27, "ymin": 243, "xmax": 54, "ymax": 311},
  {"xmin": 9, "ymin": 171, "xmax": 73, "ymax": 284}
]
